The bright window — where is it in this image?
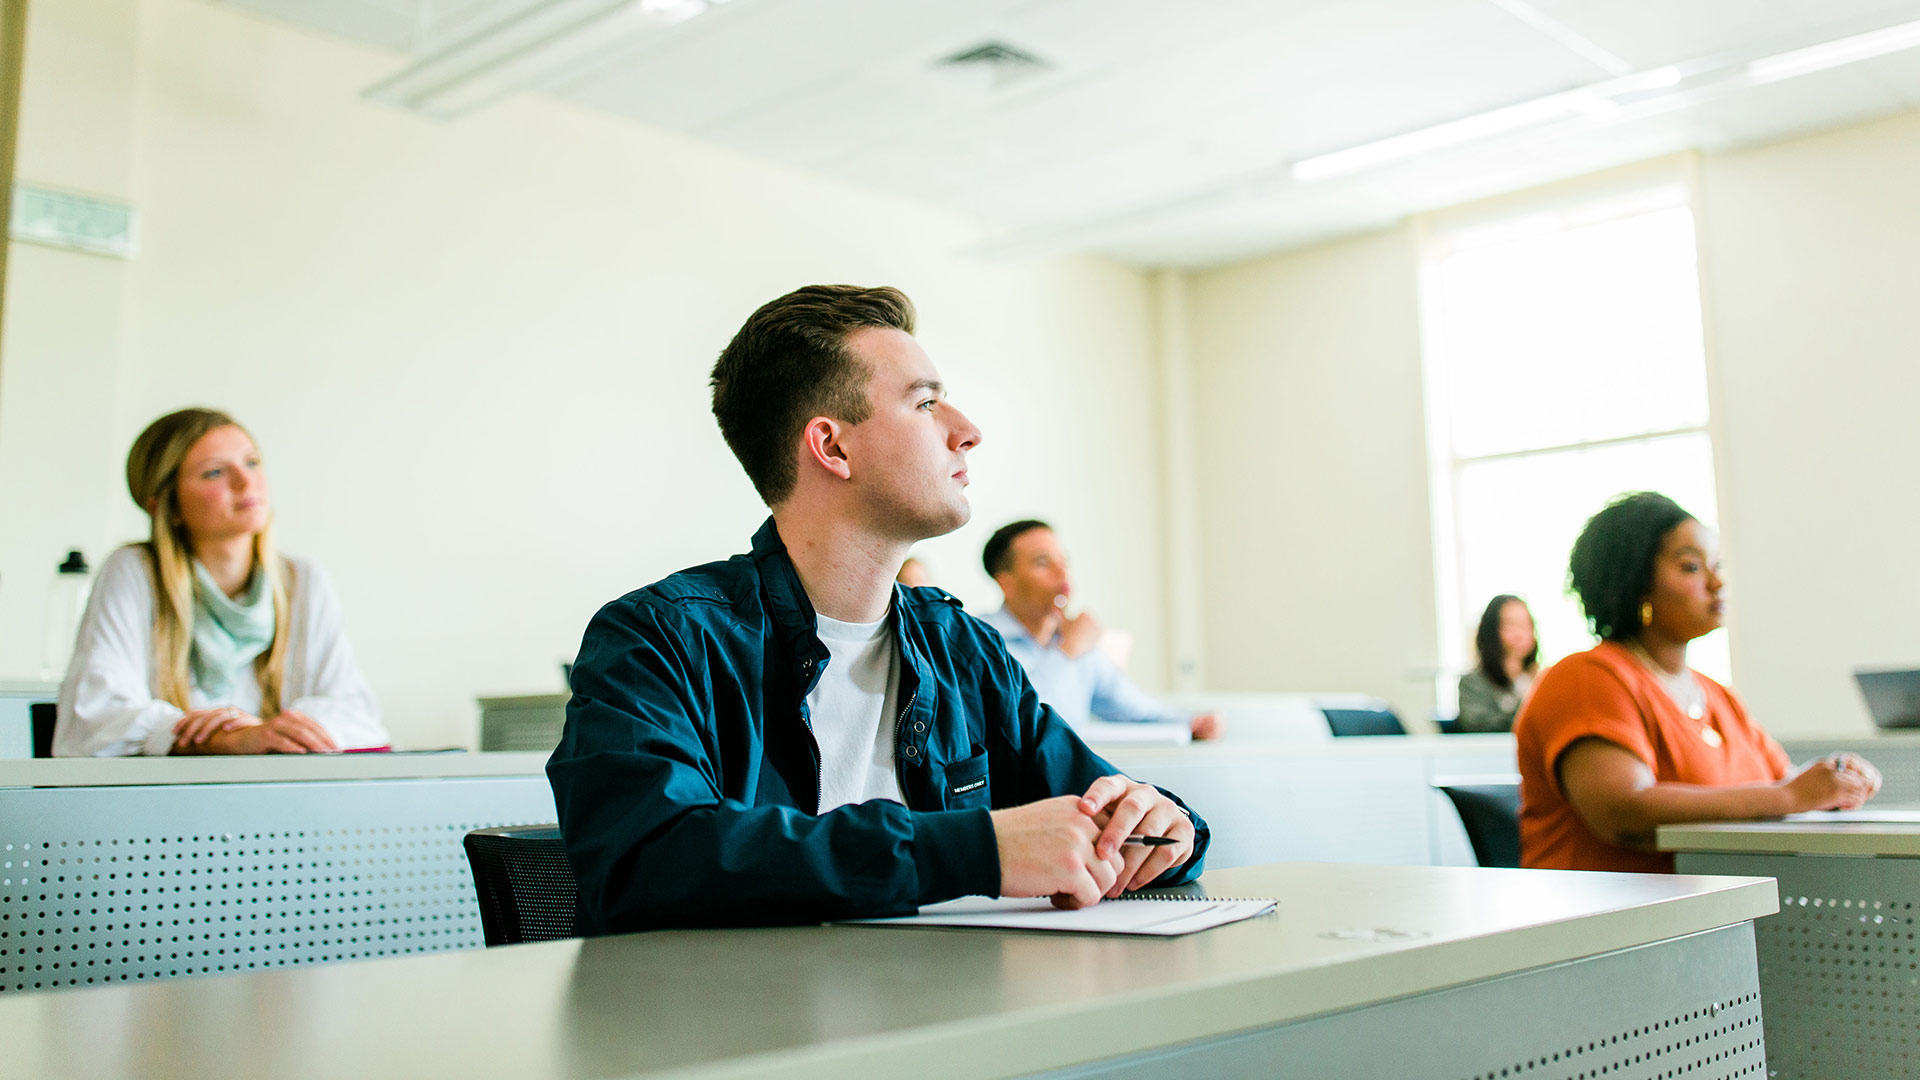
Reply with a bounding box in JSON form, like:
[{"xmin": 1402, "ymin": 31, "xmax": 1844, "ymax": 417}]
[{"xmin": 1423, "ymin": 185, "xmax": 1727, "ymax": 702}]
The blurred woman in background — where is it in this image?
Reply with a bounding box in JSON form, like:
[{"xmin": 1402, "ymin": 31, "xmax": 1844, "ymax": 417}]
[
  {"xmin": 55, "ymin": 407, "xmax": 386, "ymax": 756},
  {"xmin": 1456, "ymin": 594, "xmax": 1539, "ymax": 733}
]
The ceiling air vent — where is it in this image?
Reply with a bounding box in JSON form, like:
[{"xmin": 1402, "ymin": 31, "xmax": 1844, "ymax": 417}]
[{"xmin": 934, "ymin": 40, "xmax": 1052, "ymax": 91}]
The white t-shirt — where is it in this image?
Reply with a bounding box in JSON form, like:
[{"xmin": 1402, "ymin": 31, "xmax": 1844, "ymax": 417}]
[{"xmin": 806, "ymin": 611, "xmax": 906, "ymax": 812}]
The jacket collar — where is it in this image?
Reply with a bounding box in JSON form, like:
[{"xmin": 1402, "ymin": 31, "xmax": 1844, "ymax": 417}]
[
  {"xmin": 749, "ymin": 518, "xmax": 828, "ymax": 667},
  {"xmin": 750, "ymin": 519, "xmax": 938, "ymax": 743}
]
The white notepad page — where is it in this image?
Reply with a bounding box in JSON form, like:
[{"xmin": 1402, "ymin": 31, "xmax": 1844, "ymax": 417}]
[{"xmin": 840, "ymin": 896, "xmax": 1276, "ymax": 936}]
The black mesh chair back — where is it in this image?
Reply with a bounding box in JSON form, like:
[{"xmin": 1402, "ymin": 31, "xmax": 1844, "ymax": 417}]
[
  {"xmin": 462, "ymin": 825, "xmax": 586, "ymax": 946},
  {"xmin": 1322, "ymin": 707, "xmax": 1406, "ymax": 737},
  {"xmin": 30, "ymin": 702, "xmax": 56, "ymax": 758},
  {"xmin": 1433, "ymin": 777, "xmax": 1523, "ymax": 868}
]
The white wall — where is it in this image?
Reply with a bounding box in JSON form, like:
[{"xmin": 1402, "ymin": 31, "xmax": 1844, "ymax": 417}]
[
  {"xmin": 0, "ymin": 0, "xmax": 139, "ymax": 683},
  {"xmin": 1178, "ymin": 111, "xmax": 1920, "ymax": 739},
  {"xmin": 1184, "ymin": 227, "xmax": 1440, "ymax": 727},
  {"xmin": 1694, "ymin": 110, "xmax": 1920, "ymax": 737},
  {"xmin": 0, "ymin": 0, "xmax": 1169, "ymax": 747}
]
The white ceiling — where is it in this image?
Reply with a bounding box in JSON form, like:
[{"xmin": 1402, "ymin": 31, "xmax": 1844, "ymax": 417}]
[{"xmin": 220, "ymin": 0, "xmax": 1920, "ymax": 267}]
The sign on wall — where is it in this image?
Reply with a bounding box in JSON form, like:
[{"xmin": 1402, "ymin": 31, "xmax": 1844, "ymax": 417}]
[{"xmin": 8, "ymin": 183, "xmax": 138, "ymax": 259}]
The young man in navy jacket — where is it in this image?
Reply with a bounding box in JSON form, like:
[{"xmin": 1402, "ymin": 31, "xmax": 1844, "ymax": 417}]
[{"xmin": 548, "ymin": 285, "xmax": 1208, "ymax": 932}]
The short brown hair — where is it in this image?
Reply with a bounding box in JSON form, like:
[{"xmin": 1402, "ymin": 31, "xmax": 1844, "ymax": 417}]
[
  {"xmin": 710, "ymin": 285, "xmax": 917, "ymax": 505},
  {"xmin": 983, "ymin": 519, "xmax": 1051, "ymax": 576}
]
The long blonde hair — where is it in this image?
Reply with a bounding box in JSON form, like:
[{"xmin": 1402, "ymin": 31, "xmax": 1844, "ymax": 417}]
[{"xmin": 125, "ymin": 408, "xmax": 290, "ymax": 716}]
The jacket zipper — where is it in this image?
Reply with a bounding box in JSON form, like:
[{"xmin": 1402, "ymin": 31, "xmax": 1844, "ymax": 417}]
[
  {"xmin": 801, "ymin": 657, "xmax": 823, "ymax": 814},
  {"xmin": 894, "ymin": 691, "xmax": 917, "ymax": 780}
]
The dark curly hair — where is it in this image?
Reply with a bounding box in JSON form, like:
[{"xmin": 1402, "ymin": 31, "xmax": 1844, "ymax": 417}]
[
  {"xmin": 1474, "ymin": 594, "xmax": 1538, "ymax": 690},
  {"xmin": 1568, "ymin": 492, "xmax": 1695, "ymax": 642}
]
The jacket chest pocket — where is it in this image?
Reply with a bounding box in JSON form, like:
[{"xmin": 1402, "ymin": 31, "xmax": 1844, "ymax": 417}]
[{"xmin": 938, "ymin": 748, "xmax": 991, "ymax": 810}]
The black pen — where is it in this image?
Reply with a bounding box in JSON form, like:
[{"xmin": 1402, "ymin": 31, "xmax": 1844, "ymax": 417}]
[{"xmin": 1121, "ymin": 836, "xmax": 1176, "ymax": 847}]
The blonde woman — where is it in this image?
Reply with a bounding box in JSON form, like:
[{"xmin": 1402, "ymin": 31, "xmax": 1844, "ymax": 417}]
[{"xmin": 54, "ymin": 408, "xmax": 387, "ymax": 756}]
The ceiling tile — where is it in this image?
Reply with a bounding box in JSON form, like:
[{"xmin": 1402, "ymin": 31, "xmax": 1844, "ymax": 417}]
[
  {"xmin": 211, "ymin": 0, "xmax": 1920, "ymax": 266},
  {"xmin": 1526, "ymin": 0, "xmax": 1806, "ymax": 68}
]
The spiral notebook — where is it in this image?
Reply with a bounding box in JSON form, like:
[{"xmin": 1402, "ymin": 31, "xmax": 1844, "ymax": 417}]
[{"xmin": 838, "ymin": 895, "xmax": 1277, "ymax": 937}]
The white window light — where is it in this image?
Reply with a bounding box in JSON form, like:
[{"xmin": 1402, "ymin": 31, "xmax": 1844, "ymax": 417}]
[
  {"xmin": 365, "ymin": 0, "xmax": 730, "ymax": 119},
  {"xmin": 1745, "ymin": 18, "xmax": 1920, "ymax": 85}
]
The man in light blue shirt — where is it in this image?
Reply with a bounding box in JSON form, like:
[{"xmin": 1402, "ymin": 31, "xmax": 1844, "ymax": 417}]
[{"xmin": 980, "ymin": 520, "xmax": 1221, "ymax": 740}]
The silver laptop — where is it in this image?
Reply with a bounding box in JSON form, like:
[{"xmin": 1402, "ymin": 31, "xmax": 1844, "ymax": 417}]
[{"xmin": 1855, "ymin": 668, "xmax": 1920, "ymax": 729}]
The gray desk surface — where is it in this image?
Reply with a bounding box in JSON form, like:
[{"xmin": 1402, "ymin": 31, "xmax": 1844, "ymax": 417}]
[
  {"xmin": 1099, "ymin": 732, "xmax": 1515, "ymax": 760},
  {"xmin": 0, "ymin": 861, "xmax": 1774, "ymax": 1080},
  {"xmin": 0, "ymin": 751, "xmax": 551, "ymax": 787},
  {"xmin": 1660, "ymin": 810, "xmax": 1920, "ymax": 856}
]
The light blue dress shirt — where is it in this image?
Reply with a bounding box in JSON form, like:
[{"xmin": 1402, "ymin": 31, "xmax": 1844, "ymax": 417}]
[{"xmin": 980, "ymin": 607, "xmax": 1181, "ymax": 727}]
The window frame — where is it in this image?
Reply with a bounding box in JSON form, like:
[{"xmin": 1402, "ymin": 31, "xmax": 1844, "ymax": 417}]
[{"xmin": 1416, "ymin": 161, "xmax": 1732, "ymax": 711}]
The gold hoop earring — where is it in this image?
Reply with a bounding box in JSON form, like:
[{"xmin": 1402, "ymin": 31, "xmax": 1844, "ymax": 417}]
[{"xmin": 1640, "ymin": 600, "xmax": 1654, "ymax": 627}]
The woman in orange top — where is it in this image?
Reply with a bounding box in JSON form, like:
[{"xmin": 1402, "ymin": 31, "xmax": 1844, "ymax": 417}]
[{"xmin": 1515, "ymin": 492, "xmax": 1881, "ymax": 873}]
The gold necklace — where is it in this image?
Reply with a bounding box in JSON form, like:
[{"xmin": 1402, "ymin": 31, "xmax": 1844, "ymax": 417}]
[{"xmin": 1626, "ymin": 641, "xmax": 1718, "ymax": 745}]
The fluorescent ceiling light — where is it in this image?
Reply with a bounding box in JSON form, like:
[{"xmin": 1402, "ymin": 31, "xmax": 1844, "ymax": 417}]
[
  {"xmin": 1292, "ymin": 63, "xmax": 1689, "ymax": 183},
  {"xmin": 366, "ymin": 0, "xmax": 729, "ymax": 119},
  {"xmin": 1745, "ymin": 18, "xmax": 1920, "ymax": 85},
  {"xmin": 1592, "ymin": 65, "xmax": 1683, "ymax": 95},
  {"xmin": 1293, "ymin": 11, "xmax": 1920, "ymax": 185},
  {"xmin": 1291, "ymin": 91, "xmax": 1588, "ymax": 182}
]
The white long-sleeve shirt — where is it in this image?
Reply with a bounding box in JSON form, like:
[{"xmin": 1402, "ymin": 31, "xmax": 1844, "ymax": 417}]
[{"xmin": 54, "ymin": 545, "xmax": 389, "ymax": 756}]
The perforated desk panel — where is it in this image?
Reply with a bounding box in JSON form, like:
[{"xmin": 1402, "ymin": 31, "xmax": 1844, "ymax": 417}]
[{"xmin": 0, "ymin": 774, "xmax": 554, "ymax": 992}]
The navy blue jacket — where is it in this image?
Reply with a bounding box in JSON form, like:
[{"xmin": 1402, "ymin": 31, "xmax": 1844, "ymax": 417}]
[{"xmin": 547, "ymin": 519, "xmax": 1210, "ymax": 932}]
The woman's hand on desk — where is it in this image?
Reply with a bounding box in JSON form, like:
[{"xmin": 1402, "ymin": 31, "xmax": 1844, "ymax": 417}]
[
  {"xmin": 173, "ymin": 706, "xmax": 260, "ymax": 747},
  {"xmin": 1559, "ymin": 738, "xmax": 1883, "ymax": 849},
  {"xmin": 1078, "ymin": 775, "xmax": 1196, "ymax": 897},
  {"xmin": 173, "ymin": 711, "xmax": 338, "ymax": 755},
  {"xmin": 1786, "ymin": 755, "xmax": 1879, "ymax": 812}
]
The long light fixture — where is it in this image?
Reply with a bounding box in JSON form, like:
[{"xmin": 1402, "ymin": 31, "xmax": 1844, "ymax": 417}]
[
  {"xmin": 1746, "ymin": 17, "xmax": 1920, "ymax": 85},
  {"xmin": 1292, "ymin": 14, "xmax": 1920, "ymax": 184},
  {"xmin": 365, "ymin": 0, "xmax": 729, "ymax": 119},
  {"xmin": 1290, "ymin": 66, "xmax": 1681, "ymax": 183}
]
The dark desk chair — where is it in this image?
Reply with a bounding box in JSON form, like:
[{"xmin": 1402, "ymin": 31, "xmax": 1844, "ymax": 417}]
[
  {"xmin": 463, "ymin": 825, "xmax": 586, "ymax": 946},
  {"xmin": 1432, "ymin": 775, "xmax": 1522, "ymax": 868},
  {"xmin": 30, "ymin": 702, "xmax": 56, "ymax": 758},
  {"xmin": 1321, "ymin": 706, "xmax": 1406, "ymax": 737}
]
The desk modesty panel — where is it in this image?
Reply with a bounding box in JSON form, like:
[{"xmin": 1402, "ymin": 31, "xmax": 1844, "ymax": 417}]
[
  {"xmin": 1662, "ymin": 817, "xmax": 1920, "ymax": 1080},
  {"xmin": 2, "ymin": 862, "xmax": 1776, "ymax": 1080},
  {"xmin": 0, "ymin": 754, "xmax": 554, "ymax": 993},
  {"xmin": 1102, "ymin": 735, "xmax": 1518, "ymax": 868}
]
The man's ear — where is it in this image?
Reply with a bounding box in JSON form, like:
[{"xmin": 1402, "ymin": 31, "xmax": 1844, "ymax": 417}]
[{"xmin": 801, "ymin": 416, "xmax": 853, "ymax": 482}]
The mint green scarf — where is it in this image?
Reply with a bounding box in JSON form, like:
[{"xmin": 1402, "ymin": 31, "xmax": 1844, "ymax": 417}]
[{"xmin": 189, "ymin": 560, "xmax": 276, "ymax": 704}]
